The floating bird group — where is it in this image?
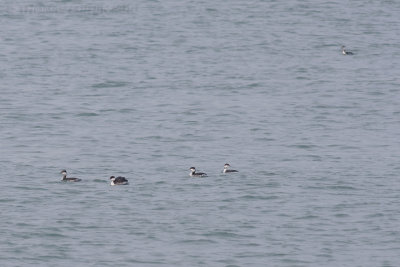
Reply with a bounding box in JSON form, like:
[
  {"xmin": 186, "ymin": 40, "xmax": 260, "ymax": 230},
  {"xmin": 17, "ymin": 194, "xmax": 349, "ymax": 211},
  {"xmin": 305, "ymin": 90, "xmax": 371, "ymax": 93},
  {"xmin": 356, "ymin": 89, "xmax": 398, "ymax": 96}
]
[
  {"xmin": 59, "ymin": 46, "xmax": 352, "ymax": 185},
  {"xmin": 189, "ymin": 163, "xmax": 238, "ymax": 177},
  {"xmin": 60, "ymin": 163, "xmax": 238, "ymax": 185}
]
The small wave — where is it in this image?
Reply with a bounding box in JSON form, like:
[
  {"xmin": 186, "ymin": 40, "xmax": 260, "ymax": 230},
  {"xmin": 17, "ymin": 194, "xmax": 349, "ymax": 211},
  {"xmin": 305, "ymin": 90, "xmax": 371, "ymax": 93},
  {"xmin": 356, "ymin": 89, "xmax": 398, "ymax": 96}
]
[
  {"xmin": 91, "ymin": 81, "xmax": 128, "ymax": 88},
  {"xmin": 327, "ymin": 185, "xmax": 357, "ymax": 190},
  {"xmin": 0, "ymin": 198, "xmax": 16, "ymax": 203},
  {"xmin": 289, "ymin": 144, "xmax": 318, "ymax": 149},
  {"xmin": 177, "ymin": 239, "xmax": 218, "ymax": 244},
  {"xmin": 76, "ymin": 112, "xmax": 98, "ymax": 117},
  {"xmin": 335, "ymin": 213, "xmax": 350, "ymax": 218},
  {"xmin": 240, "ymin": 194, "xmax": 279, "ymax": 200},
  {"xmin": 295, "ymin": 215, "xmax": 319, "ymax": 220},
  {"xmin": 203, "ymin": 231, "xmax": 253, "ymax": 239}
]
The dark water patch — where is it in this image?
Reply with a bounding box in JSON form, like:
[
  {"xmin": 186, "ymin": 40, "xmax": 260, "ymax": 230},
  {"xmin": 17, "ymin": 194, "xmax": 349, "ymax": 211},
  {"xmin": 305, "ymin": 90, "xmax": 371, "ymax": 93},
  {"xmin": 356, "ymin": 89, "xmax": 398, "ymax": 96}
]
[
  {"xmin": 365, "ymin": 213, "xmax": 385, "ymax": 218},
  {"xmin": 295, "ymin": 215, "xmax": 320, "ymax": 220},
  {"xmin": 38, "ymin": 232, "xmax": 67, "ymax": 238},
  {"xmin": 36, "ymin": 254, "xmax": 70, "ymax": 261},
  {"xmin": 281, "ymin": 258, "xmax": 312, "ymax": 265},
  {"xmin": 0, "ymin": 198, "xmax": 16, "ymax": 203},
  {"xmin": 335, "ymin": 213, "xmax": 350, "ymax": 218},
  {"xmin": 281, "ymin": 158, "xmax": 296, "ymax": 162},
  {"xmin": 75, "ymin": 112, "xmax": 99, "ymax": 117},
  {"xmin": 151, "ymin": 205, "xmax": 168, "ymax": 211},
  {"xmin": 255, "ymin": 137, "xmax": 275, "ymax": 142},
  {"xmin": 92, "ymin": 179, "xmax": 107, "ymax": 183},
  {"xmin": 313, "ymin": 104, "xmax": 356, "ymax": 110},
  {"xmin": 239, "ymin": 194, "xmax": 278, "ymax": 201},
  {"xmin": 138, "ymin": 135, "xmax": 162, "ymax": 141},
  {"xmin": 247, "ymin": 82, "xmax": 261, "ymax": 88},
  {"xmin": 125, "ymin": 259, "xmax": 166, "ymax": 265},
  {"xmin": 91, "ymin": 81, "xmax": 129, "ymax": 88},
  {"xmin": 306, "ymin": 154, "xmax": 322, "ymax": 161},
  {"xmin": 237, "ymin": 223, "xmax": 258, "ymax": 230},
  {"xmin": 177, "ymin": 239, "xmax": 218, "ymax": 244},
  {"xmin": 203, "ymin": 231, "xmax": 253, "ymax": 239},
  {"xmin": 303, "ymin": 185, "xmax": 325, "ymax": 191},
  {"xmin": 15, "ymin": 222, "xmax": 33, "ymax": 227},
  {"xmin": 220, "ymin": 264, "xmax": 240, "ymax": 267},
  {"xmin": 367, "ymin": 91, "xmax": 386, "ymax": 96},
  {"xmin": 221, "ymin": 197, "xmax": 237, "ymax": 202},
  {"xmin": 235, "ymin": 252, "xmax": 272, "ymax": 259},
  {"xmin": 98, "ymin": 108, "xmax": 117, "ymax": 113},
  {"xmin": 32, "ymin": 124, "xmax": 52, "ymax": 129},
  {"xmin": 289, "ymin": 144, "xmax": 319, "ymax": 150},
  {"xmin": 118, "ymin": 108, "xmax": 136, "ymax": 113},
  {"xmin": 296, "ymin": 76, "xmax": 310, "ymax": 80},
  {"xmin": 250, "ymin": 128, "xmax": 263, "ymax": 132},
  {"xmin": 327, "ymin": 185, "xmax": 358, "ymax": 191},
  {"xmin": 11, "ymin": 230, "xmax": 67, "ymax": 239}
]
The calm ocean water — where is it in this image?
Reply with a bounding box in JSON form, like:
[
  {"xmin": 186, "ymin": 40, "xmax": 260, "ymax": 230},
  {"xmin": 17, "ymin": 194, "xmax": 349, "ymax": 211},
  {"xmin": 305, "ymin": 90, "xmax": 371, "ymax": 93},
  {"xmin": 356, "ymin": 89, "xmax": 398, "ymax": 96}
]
[{"xmin": 1, "ymin": 1, "xmax": 400, "ymax": 266}]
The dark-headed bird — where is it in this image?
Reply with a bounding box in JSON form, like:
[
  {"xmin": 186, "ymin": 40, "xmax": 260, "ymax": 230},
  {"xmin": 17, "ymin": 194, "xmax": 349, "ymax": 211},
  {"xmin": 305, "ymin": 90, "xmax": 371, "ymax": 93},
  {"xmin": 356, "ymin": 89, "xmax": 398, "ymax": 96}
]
[
  {"xmin": 189, "ymin": 167, "xmax": 207, "ymax": 177},
  {"xmin": 223, "ymin": 163, "xmax": 238, "ymax": 173},
  {"xmin": 110, "ymin": 176, "xmax": 129, "ymax": 185},
  {"xmin": 60, "ymin": 170, "xmax": 82, "ymax": 182}
]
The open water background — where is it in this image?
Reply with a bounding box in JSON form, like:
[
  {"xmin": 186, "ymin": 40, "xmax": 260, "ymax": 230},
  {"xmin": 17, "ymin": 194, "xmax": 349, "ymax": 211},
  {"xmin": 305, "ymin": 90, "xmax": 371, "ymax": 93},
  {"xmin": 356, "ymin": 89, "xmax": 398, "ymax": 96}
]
[{"xmin": 1, "ymin": 1, "xmax": 400, "ymax": 266}]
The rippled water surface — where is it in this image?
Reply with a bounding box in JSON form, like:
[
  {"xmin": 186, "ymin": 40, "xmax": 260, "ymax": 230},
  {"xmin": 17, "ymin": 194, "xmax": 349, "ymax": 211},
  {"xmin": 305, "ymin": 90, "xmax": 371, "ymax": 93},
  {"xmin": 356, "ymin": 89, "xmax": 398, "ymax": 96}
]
[{"xmin": 1, "ymin": 1, "xmax": 400, "ymax": 266}]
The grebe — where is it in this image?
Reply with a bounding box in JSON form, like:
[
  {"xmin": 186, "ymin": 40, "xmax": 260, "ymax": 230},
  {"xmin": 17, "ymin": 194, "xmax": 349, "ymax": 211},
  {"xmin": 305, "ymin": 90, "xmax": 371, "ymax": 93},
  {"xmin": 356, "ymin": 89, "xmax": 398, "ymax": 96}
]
[
  {"xmin": 60, "ymin": 170, "xmax": 81, "ymax": 182},
  {"xmin": 189, "ymin": 167, "xmax": 207, "ymax": 177},
  {"xmin": 110, "ymin": 176, "xmax": 129, "ymax": 185},
  {"xmin": 223, "ymin": 163, "xmax": 238, "ymax": 173},
  {"xmin": 341, "ymin": 46, "xmax": 354, "ymax": 55}
]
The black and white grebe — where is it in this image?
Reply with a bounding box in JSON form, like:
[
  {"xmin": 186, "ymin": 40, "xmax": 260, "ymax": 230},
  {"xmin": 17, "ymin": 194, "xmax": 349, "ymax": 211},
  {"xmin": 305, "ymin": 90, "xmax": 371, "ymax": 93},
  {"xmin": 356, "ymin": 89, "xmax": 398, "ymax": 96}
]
[
  {"xmin": 223, "ymin": 163, "xmax": 238, "ymax": 173},
  {"xmin": 341, "ymin": 46, "xmax": 354, "ymax": 55},
  {"xmin": 189, "ymin": 167, "xmax": 207, "ymax": 177},
  {"xmin": 60, "ymin": 170, "xmax": 81, "ymax": 182},
  {"xmin": 110, "ymin": 176, "xmax": 129, "ymax": 185}
]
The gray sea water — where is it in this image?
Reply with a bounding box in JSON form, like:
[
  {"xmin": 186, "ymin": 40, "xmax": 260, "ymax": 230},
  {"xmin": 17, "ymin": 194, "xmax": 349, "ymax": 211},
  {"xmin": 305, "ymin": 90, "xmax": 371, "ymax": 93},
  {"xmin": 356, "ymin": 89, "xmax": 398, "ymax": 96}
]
[{"xmin": 1, "ymin": 1, "xmax": 400, "ymax": 266}]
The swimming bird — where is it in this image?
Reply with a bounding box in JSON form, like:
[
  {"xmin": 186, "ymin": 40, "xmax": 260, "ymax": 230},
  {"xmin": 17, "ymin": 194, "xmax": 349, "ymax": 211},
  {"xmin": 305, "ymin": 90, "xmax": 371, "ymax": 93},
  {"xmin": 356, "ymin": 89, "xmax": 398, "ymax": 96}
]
[
  {"xmin": 60, "ymin": 170, "xmax": 82, "ymax": 182},
  {"xmin": 110, "ymin": 176, "xmax": 129, "ymax": 185},
  {"xmin": 223, "ymin": 163, "xmax": 238, "ymax": 173},
  {"xmin": 341, "ymin": 46, "xmax": 354, "ymax": 55},
  {"xmin": 189, "ymin": 167, "xmax": 207, "ymax": 177}
]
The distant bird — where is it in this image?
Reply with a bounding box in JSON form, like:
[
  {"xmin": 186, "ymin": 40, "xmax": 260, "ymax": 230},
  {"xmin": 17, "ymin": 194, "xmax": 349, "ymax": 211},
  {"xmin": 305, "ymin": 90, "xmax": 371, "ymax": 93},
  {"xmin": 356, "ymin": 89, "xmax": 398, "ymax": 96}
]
[
  {"xmin": 223, "ymin": 163, "xmax": 238, "ymax": 173},
  {"xmin": 60, "ymin": 170, "xmax": 82, "ymax": 182},
  {"xmin": 189, "ymin": 167, "xmax": 207, "ymax": 177},
  {"xmin": 110, "ymin": 176, "xmax": 129, "ymax": 185},
  {"xmin": 341, "ymin": 46, "xmax": 354, "ymax": 55}
]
